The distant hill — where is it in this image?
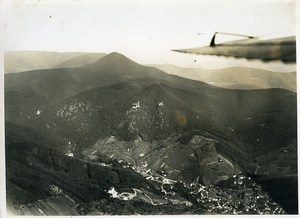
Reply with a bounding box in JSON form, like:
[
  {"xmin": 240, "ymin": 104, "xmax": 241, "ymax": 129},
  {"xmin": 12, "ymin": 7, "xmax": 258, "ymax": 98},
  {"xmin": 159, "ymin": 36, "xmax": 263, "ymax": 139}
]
[
  {"xmin": 54, "ymin": 53, "xmax": 107, "ymax": 68},
  {"xmin": 149, "ymin": 64, "xmax": 296, "ymax": 92},
  {"xmin": 4, "ymin": 51, "xmax": 107, "ymax": 73}
]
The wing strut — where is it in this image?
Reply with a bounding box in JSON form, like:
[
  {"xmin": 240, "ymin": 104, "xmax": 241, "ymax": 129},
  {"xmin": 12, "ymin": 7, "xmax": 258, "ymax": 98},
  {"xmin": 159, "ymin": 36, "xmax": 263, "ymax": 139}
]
[{"xmin": 209, "ymin": 32, "xmax": 255, "ymax": 47}]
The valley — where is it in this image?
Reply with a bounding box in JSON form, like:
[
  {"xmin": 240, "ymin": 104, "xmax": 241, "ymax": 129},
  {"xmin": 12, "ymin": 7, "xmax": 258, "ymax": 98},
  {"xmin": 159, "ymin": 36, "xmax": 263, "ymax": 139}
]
[{"xmin": 4, "ymin": 51, "xmax": 298, "ymax": 215}]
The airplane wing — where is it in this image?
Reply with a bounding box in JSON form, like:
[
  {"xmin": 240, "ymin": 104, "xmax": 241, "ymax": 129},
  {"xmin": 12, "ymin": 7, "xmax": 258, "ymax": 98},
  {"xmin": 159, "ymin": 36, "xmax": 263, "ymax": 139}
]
[{"xmin": 172, "ymin": 35, "xmax": 296, "ymax": 63}]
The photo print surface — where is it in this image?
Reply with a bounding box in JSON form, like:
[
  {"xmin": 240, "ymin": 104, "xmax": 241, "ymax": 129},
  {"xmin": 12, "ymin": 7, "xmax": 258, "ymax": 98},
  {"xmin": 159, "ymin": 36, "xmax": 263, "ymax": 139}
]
[{"xmin": 3, "ymin": 0, "xmax": 298, "ymax": 215}]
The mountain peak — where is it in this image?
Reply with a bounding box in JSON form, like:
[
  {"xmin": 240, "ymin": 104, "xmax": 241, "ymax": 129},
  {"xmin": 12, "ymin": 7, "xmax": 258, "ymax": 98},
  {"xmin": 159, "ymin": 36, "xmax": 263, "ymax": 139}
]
[
  {"xmin": 107, "ymin": 52, "xmax": 125, "ymax": 57},
  {"xmin": 86, "ymin": 52, "xmax": 139, "ymax": 68},
  {"xmin": 81, "ymin": 52, "xmax": 142, "ymax": 73},
  {"xmin": 103, "ymin": 52, "xmax": 134, "ymax": 62}
]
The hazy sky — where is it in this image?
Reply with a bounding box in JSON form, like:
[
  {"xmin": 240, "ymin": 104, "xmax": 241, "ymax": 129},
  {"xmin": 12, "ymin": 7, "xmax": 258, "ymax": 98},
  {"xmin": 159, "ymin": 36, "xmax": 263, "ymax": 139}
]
[{"xmin": 2, "ymin": 0, "xmax": 297, "ymax": 71}]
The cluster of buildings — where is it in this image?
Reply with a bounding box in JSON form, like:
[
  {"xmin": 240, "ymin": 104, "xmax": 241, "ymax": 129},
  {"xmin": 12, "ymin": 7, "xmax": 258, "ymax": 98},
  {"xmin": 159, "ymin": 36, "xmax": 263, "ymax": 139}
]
[{"xmin": 186, "ymin": 174, "xmax": 285, "ymax": 214}]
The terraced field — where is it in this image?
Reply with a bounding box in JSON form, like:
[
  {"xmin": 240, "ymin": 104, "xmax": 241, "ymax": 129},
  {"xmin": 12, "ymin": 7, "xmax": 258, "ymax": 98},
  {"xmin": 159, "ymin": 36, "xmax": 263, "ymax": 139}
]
[{"xmin": 83, "ymin": 133, "xmax": 237, "ymax": 185}]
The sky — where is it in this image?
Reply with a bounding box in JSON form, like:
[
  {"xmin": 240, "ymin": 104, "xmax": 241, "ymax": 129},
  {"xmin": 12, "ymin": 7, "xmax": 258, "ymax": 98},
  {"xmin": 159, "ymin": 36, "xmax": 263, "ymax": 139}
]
[{"xmin": 2, "ymin": 0, "xmax": 297, "ymax": 71}]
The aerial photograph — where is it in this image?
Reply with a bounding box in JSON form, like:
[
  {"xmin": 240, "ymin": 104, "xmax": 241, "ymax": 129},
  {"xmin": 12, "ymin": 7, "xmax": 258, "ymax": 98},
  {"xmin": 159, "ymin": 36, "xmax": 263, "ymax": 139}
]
[{"xmin": 2, "ymin": 0, "xmax": 298, "ymax": 216}]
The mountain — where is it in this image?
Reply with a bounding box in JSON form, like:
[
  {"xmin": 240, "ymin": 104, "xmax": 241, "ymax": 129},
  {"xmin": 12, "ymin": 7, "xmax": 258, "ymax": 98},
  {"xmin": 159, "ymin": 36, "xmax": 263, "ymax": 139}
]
[
  {"xmin": 40, "ymin": 78, "xmax": 296, "ymax": 191},
  {"xmin": 150, "ymin": 64, "xmax": 296, "ymax": 92},
  {"xmin": 43, "ymin": 79, "xmax": 296, "ymax": 151},
  {"xmin": 5, "ymin": 52, "xmax": 210, "ymax": 127},
  {"xmin": 5, "ymin": 52, "xmax": 298, "ymax": 214},
  {"xmin": 5, "ymin": 52, "xmax": 208, "ymax": 101}
]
